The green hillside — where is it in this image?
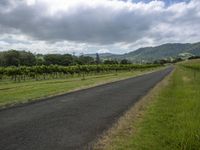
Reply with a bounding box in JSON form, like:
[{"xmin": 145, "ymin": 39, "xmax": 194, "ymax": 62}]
[
  {"xmin": 125, "ymin": 43, "xmax": 192, "ymax": 61},
  {"xmin": 88, "ymin": 42, "xmax": 200, "ymax": 62}
]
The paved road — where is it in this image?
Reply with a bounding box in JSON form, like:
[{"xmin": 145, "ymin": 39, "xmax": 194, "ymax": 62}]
[{"xmin": 0, "ymin": 67, "xmax": 173, "ymax": 150}]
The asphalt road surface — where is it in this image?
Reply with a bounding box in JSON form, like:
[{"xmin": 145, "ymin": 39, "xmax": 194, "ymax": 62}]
[{"xmin": 0, "ymin": 67, "xmax": 173, "ymax": 150}]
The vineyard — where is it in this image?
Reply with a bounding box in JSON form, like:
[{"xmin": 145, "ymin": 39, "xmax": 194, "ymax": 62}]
[{"xmin": 0, "ymin": 64, "xmax": 161, "ymax": 82}]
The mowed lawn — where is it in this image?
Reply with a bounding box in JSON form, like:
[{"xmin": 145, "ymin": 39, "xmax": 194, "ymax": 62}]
[
  {"xmin": 99, "ymin": 60, "xmax": 200, "ymax": 150},
  {"xmin": 0, "ymin": 68, "xmax": 159, "ymax": 107}
]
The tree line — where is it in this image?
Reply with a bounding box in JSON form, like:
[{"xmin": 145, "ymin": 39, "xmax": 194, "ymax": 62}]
[
  {"xmin": 0, "ymin": 50, "xmax": 132, "ymax": 66},
  {"xmin": 0, "ymin": 50, "xmax": 96, "ymax": 66}
]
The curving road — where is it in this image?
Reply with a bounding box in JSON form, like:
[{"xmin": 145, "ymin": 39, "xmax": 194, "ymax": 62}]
[{"xmin": 0, "ymin": 67, "xmax": 173, "ymax": 150}]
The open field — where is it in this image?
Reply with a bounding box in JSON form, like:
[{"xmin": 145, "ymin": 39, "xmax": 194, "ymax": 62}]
[
  {"xmin": 0, "ymin": 67, "xmax": 162, "ymax": 107},
  {"xmin": 97, "ymin": 60, "xmax": 200, "ymax": 150}
]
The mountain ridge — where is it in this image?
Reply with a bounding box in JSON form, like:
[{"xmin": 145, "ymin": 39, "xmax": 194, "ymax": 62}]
[{"xmin": 86, "ymin": 42, "xmax": 200, "ymax": 62}]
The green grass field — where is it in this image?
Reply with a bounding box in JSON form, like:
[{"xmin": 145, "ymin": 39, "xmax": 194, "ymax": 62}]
[
  {"xmin": 99, "ymin": 60, "xmax": 200, "ymax": 150},
  {"xmin": 0, "ymin": 68, "xmax": 161, "ymax": 107}
]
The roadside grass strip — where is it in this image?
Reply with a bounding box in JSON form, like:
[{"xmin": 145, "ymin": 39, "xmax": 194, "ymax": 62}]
[{"xmin": 96, "ymin": 61, "xmax": 200, "ymax": 150}]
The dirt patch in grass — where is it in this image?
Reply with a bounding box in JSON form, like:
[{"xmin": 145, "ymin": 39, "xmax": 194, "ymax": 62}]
[
  {"xmin": 93, "ymin": 68, "xmax": 174, "ymax": 150},
  {"xmin": 182, "ymin": 76, "xmax": 191, "ymax": 82}
]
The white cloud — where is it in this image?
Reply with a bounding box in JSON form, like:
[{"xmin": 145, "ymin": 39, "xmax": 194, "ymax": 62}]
[
  {"xmin": 0, "ymin": 0, "xmax": 199, "ymax": 54},
  {"xmin": 98, "ymin": 49, "xmax": 110, "ymax": 53}
]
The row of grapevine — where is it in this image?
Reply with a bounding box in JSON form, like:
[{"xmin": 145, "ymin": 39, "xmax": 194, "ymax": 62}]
[{"xmin": 0, "ymin": 64, "xmax": 161, "ymax": 82}]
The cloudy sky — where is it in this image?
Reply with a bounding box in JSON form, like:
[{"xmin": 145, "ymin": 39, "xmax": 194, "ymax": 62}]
[{"xmin": 0, "ymin": 0, "xmax": 199, "ymax": 54}]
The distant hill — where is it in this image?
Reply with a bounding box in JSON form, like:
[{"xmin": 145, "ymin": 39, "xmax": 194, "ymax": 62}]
[
  {"xmin": 85, "ymin": 53, "xmax": 115, "ymax": 58},
  {"xmin": 86, "ymin": 42, "xmax": 200, "ymax": 62}
]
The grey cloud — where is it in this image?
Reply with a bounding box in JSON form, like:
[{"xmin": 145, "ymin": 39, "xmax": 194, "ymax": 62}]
[
  {"xmin": 0, "ymin": 0, "xmax": 167, "ymax": 44},
  {"xmin": 1, "ymin": 37, "xmax": 31, "ymax": 44},
  {"xmin": 0, "ymin": 0, "xmax": 199, "ymax": 54},
  {"xmin": 0, "ymin": 0, "xmax": 11, "ymax": 6}
]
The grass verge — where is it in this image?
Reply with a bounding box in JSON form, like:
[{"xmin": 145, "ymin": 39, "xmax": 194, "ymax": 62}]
[
  {"xmin": 0, "ymin": 67, "xmax": 162, "ymax": 108},
  {"xmin": 94, "ymin": 60, "xmax": 200, "ymax": 150}
]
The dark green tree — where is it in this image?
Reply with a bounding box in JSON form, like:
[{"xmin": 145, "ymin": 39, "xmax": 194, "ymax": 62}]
[
  {"xmin": 77, "ymin": 55, "xmax": 95, "ymax": 65},
  {"xmin": 19, "ymin": 51, "xmax": 36, "ymax": 66},
  {"xmin": 103, "ymin": 60, "xmax": 118, "ymax": 64},
  {"xmin": 120, "ymin": 59, "xmax": 131, "ymax": 64},
  {"xmin": 2, "ymin": 50, "xmax": 20, "ymax": 66},
  {"xmin": 95, "ymin": 53, "xmax": 101, "ymax": 64}
]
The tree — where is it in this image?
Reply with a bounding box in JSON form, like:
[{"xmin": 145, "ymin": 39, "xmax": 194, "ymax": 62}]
[
  {"xmin": 19, "ymin": 51, "xmax": 36, "ymax": 66},
  {"xmin": 0, "ymin": 52, "xmax": 5, "ymax": 66},
  {"xmin": 77, "ymin": 55, "xmax": 95, "ymax": 65},
  {"xmin": 44, "ymin": 54, "xmax": 75, "ymax": 66},
  {"xmin": 120, "ymin": 59, "xmax": 131, "ymax": 64},
  {"xmin": 44, "ymin": 54, "xmax": 64, "ymax": 65},
  {"xmin": 103, "ymin": 60, "xmax": 118, "ymax": 64},
  {"xmin": 36, "ymin": 54, "xmax": 45, "ymax": 65},
  {"xmin": 0, "ymin": 50, "xmax": 36, "ymax": 66},
  {"xmin": 2, "ymin": 50, "xmax": 20, "ymax": 66},
  {"xmin": 62, "ymin": 54, "xmax": 74, "ymax": 66},
  {"xmin": 95, "ymin": 53, "xmax": 101, "ymax": 64}
]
